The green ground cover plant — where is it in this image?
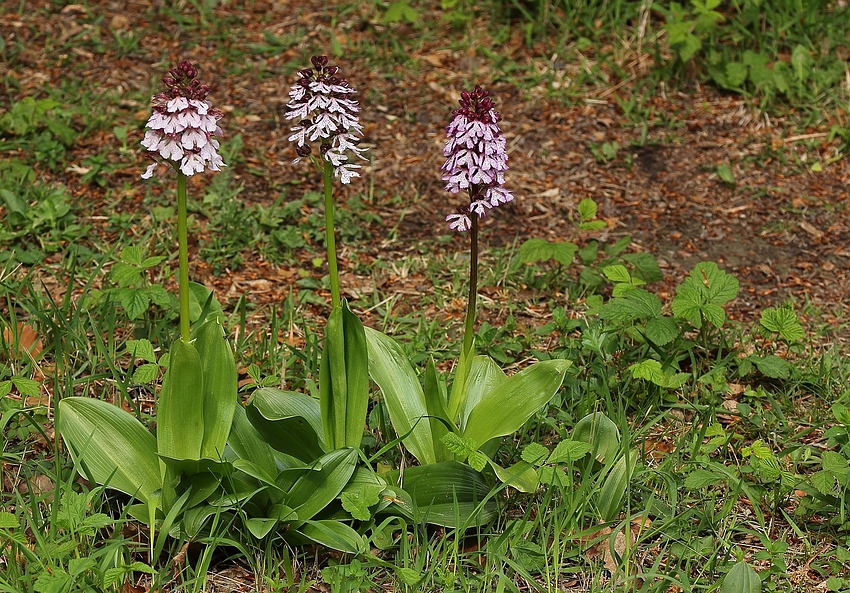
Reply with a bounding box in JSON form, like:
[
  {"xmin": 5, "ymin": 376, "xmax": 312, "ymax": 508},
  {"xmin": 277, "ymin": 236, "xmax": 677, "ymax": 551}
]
[{"xmin": 1, "ymin": 1, "xmax": 849, "ymax": 592}]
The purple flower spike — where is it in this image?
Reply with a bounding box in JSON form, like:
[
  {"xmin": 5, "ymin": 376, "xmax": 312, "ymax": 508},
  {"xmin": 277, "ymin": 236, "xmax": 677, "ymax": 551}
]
[
  {"xmin": 141, "ymin": 60, "xmax": 225, "ymax": 179},
  {"xmin": 442, "ymin": 85, "xmax": 513, "ymax": 231},
  {"xmin": 285, "ymin": 55, "xmax": 367, "ymax": 184}
]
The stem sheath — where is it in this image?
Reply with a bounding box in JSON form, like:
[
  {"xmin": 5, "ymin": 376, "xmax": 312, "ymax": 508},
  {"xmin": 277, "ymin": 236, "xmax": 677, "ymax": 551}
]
[
  {"xmin": 323, "ymin": 160, "xmax": 341, "ymax": 309},
  {"xmin": 177, "ymin": 172, "xmax": 191, "ymax": 342}
]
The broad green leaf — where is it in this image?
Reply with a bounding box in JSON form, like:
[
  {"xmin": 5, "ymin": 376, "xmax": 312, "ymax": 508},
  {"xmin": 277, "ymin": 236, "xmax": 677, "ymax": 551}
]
[
  {"xmin": 158, "ymin": 338, "xmax": 204, "ymax": 461},
  {"xmin": 721, "ymin": 561, "xmax": 761, "ymax": 593},
  {"xmin": 383, "ymin": 0, "xmax": 418, "ymax": 23},
  {"xmin": 489, "ymin": 459, "xmax": 539, "ymax": 492},
  {"xmin": 572, "ymin": 412, "xmax": 620, "ymax": 463},
  {"xmin": 365, "ymin": 327, "xmax": 436, "ymax": 465},
  {"xmin": 645, "ymin": 316, "xmax": 679, "ymax": 346},
  {"xmin": 684, "ymin": 468, "xmax": 724, "ymax": 489},
  {"xmin": 288, "ymin": 448, "xmax": 358, "ymax": 521},
  {"xmin": 760, "ymin": 306, "xmax": 804, "ymax": 343},
  {"xmin": 227, "ymin": 403, "xmax": 277, "ymax": 478},
  {"xmin": 459, "ymin": 356, "xmax": 506, "ymax": 431},
  {"xmin": 319, "ymin": 301, "xmax": 370, "ymax": 450},
  {"xmin": 462, "ymin": 360, "xmax": 570, "ymax": 446},
  {"xmin": 194, "ymin": 318, "xmax": 237, "ymax": 459},
  {"xmin": 58, "ymin": 398, "xmax": 160, "ymax": 505},
  {"xmin": 297, "ymin": 520, "xmax": 366, "ymax": 554},
  {"xmin": 448, "ymin": 333, "xmax": 476, "ymax": 422},
  {"xmin": 596, "ymin": 451, "xmax": 635, "ymax": 522},
  {"xmin": 11, "ymin": 377, "xmax": 39, "ymax": 398},
  {"xmin": 600, "ymin": 289, "xmax": 662, "ymax": 322},
  {"xmin": 396, "ymin": 567, "xmax": 423, "ymax": 587},
  {"xmin": 187, "ymin": 281, "xmax": 224, "ymax": 324},
  {"xmin": 423, "ymin": 357, "xmax": 451, "ymax": 461},
  {"xmin": 392, "ymin": 461, "xmax": 497, "ymax": 527},
  {"xmin": 548, "ymin": 439, "xmax": 592, "ymax": 464},
  {"xmin": 442, "ymin": 433, "xmax": 477, "ymax": 458},
  {"xmin": 247, "ymin": 387, "xmax": 325, "ymax": 461}
]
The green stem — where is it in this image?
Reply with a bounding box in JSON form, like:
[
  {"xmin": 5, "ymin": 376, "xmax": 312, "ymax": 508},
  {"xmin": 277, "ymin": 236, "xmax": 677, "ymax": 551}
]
[
  {"xmin": 323, "ymin": 160, "xmax": 341, "ymax": 309},
  {"xmin": 461, "ymin": 214, "xmax": 479, "ymax": 356},
  {"xmin": 177, "ymin": 172, "xmax": 190, "ymax": 342}
]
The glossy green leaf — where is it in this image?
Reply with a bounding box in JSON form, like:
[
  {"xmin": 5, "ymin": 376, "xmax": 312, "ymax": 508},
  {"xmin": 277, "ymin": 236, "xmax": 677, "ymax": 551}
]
[
  {"xmin": 297, "ymin": 520, "xmax": 366, "ymax": 554},
  {"xmin": 572, "ymin": 412, "xmax": 620, "ymax": 463},
  {"xmin": 247, "ymin": 387, "xmax": 325, "ymax": 461},
  {"xmin": 287, "ymin": 448, "xmax": 358, "ymax": 521},
  {"xmin": 391, "ymin": 461, "xmax": 496, "ymax": 528},
  {"xmin": 158, "ymin": 338, "xmax": 204, "ymax": 461},
  {"xmin": 462, "ymin": 360, "xmax": 570, "ymax": 446},
  {"xmin": 459, "ymin": 356, "xmax": 506, "ymax": 432},
  {"xmin": 365, "ymin": 327, "xmax": 436, "ymax": 465},
  {"xmin": 58, "ymin": 398, "xmax": 160, "ymax": 505},
  {"xmin": 320, "ymin": 301, "xmax": 369, "ymax": 450},
  {"xmin": 596, "ymin": 450, "xmax": 635, "ymax": 522},
  {"xmin": 193, "ymin": 318, "xmax": 237, "ymax": 459},
  {"xmin": 423, "ymin": 357, "xmax": 451, "ymax": 461},
  {"xmin": 489, "ymin": 459, "xmax": 538, "ymax": 493},
  {"xmin": 226, "ymin": 403, "xmax": 278, "ymax": 478}
]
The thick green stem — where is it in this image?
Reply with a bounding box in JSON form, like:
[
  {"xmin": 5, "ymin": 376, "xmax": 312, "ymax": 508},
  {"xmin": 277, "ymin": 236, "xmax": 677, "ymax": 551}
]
[
  {"xmin": 323, "ymin": 160, "xmax": 341, "ymax": 309},
  {"xmin": 461, "ymin": 214, "xmax": 479, "ymax": 357},
  {"xmin": 177, "ymin": 172, "xmax": 191, "ymax": 343}
]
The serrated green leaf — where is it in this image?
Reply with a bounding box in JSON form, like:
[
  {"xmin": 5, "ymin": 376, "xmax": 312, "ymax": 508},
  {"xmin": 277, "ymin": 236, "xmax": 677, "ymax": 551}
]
[
  {"xmin": 441, "ymin": 433, "xmax": 476, "ymax": 457},
  {"xmin": 11, "ymin": 377, "xmax": 39, "ymax": 397},
  {"xmin": 0, "ymin": 511, "xmax": 19, "ymax": 529},
  {"xmin": 467, "ymin": 450, "xmax": 487, "ymax": 472},
  {"xmin": 550, "ymin": 242, "xmax": 578, "ymax": 265},
  {"xmin": 383, "ymin": 0, "xmax": 418, "ymax": 22},
  {"xmin": 125, "ymin": 339, "xmax": 155, "ymax": 363},
  {"xmin": 548, "ymin": 440, "xmax": 592, "ymax": 464},
  {"xmin": 810, "ymin": 469, "xmax": 835, "ymax": 495},
  {"xmin": 119, "ymin": 245, "xmax": 143, "ymax": 266},
  {"xmin": 821, "ymin": 451, "xmax": 848, "ymax": 475},
  {"xmin": 118, "ymin": 288, "xmax": 150, "ymax": 320},
  {"xmin": 600, "ymin": 288, "xmax": 662, "ymax": 322},
  {"xmin": 578, "ymin": 241, "xmax": 598, "ymax": 265},
  {"xmin": 132, "ymin": 363, "xmax": 158, "ymax": 384},
  {"xmin": 0, "ymin": 381, "xmax": 11, "ymax": 398},
  {"xmin": 518, "ymin": 238, "xmax": 552, "ymax": 263},
  {"xmin": 603, "ymin": 264, "xmax": 632, "ymax": 284},
  {"xmin": 538, "ymin": 465, "xmax": 568, "ymax": 486},
  {"xmin": 760, "ymin": 306, "xmax": 805, "ymax": 343},
  {"xmin": 748, "ymin": 440, "xmax": 773, "ymax": 460},
  {"xmin": 521, "ymin": 442, "xmax": 549, "ymax": 465},
  {"xmin": 645, "ymin": 316, "xmax": 679, "ymax": 346},
  {"xmin": 725, "ymin": 61, "xmax": 748, "ymax": 87},
  {"xmin": 672, "ymin": 262, "xmax": 738, "ymax": 328},
  {"xmin": 396, "ymin": 567, "xmax": 422, "ymax": 587},
  {"xmin": 577, "ymin": 198, "xmax": 598, "ymax": 222},
  {"xmin": 579, "ymin": 220, "xmax": 607, "ymax": 231},
  {"xmin": 751, "ymin": 355, "xmax": 790, "ymax": 380},
  {"xmin": 791, "ymin": 44, "xmax": 813, "ymax": 82},
  {"xmin": 622, "ymin": 252, "xmax": 663, "ymax": 283}
]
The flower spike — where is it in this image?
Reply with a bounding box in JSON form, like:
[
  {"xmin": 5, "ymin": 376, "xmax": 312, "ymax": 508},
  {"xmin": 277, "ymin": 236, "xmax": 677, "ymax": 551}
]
[
  {"xmin": 442, "ymin": 85, "xmax": 513, "ymax": 231},
  {"xmin": 141, "ymin": 60, "xmax": 225, "ymax": 179},
  {"xmin": 285, "ymin": 55, "xmax": 367, "ymax": 184}
]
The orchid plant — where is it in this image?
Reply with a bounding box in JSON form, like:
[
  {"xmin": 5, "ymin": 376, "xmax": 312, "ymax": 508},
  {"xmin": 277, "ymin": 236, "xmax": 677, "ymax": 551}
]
[
  {"xmin": 56, "ymin": 61, "xmax": 370, "ymax": 556},
  {"xmin": 365, "ymin": 86, "xmax": 571, "ymax": 504}
]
